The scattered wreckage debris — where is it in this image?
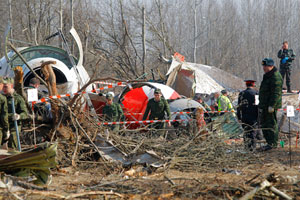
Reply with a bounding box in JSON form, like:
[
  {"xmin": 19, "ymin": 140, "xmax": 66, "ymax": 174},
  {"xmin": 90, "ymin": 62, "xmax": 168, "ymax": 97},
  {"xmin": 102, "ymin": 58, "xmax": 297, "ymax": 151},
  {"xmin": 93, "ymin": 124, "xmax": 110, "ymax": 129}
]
[
  {"xmin": 0, "ymin": 63, "xmax": 300, "ymax": 198},
  {"xmin": 0, "ymin": 143, "xmax": 57, "ymax": 185},
  {"xmin": 1, "ymin": 90, "xmax": 300, "ymax": 198}
]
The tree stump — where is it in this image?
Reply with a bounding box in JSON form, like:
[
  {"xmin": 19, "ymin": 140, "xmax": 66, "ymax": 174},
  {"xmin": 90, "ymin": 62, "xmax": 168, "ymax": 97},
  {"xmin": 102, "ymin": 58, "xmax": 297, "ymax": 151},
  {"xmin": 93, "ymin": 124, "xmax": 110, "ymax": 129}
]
[{"xmin": 13, "ymin": 66, "xmax": 25, "ymax": 98}]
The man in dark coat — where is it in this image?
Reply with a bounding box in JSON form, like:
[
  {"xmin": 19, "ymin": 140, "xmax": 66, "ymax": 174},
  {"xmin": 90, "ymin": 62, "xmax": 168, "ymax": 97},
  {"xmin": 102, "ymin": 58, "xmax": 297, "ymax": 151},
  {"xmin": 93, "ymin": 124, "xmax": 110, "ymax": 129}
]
[
  {"xmin": 237, "ymin": 80, "xmax": 258, "ymax": 151},
  {"xmin": 277, "ymin": 41, "xmax": 295, "ymax": 93},
  {"xmin": 259, "ymin": 58, "xmax": 283, "ymax": 151},
  {"xmin": 143, "ymin": 88, "xmax": 171, "ymax": 129}
]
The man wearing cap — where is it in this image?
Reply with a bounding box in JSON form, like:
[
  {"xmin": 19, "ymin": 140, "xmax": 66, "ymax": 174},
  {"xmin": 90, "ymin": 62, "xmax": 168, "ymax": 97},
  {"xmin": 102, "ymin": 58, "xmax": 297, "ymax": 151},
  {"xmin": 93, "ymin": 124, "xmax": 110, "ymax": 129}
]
[
  {"xmin": 143, "ymin": 88, "xmax": 171, "ymax": 129},
  {"xmin": 194, "ymin": 94, "xmax": 211, "ymax": 112},
  {"xmin": 237, "ymin": 80, "xmax": 259, "ymax": 151},
  {"xmin": 217, "ymin": 90, "xmax": 234, "ymax": 113},
  {"xmin": 2, "ymin": 77, "xmax": 29, "ymax": 149},
  {"xmin": 259, "ymin": 58, "xmax": 283, "ymax": 151},
  {"xmin": 102, "ymin": 93, "xmax": 125, "ymax": 132},
  {"xmin": 0, "ymin": 77, "xmax": 9, "ymax": 146},
  {"xmin": 277, "ymin": 41, "xmax": 295, "ymax": 93},
  {"xmin": 25, "ymin": 77, "xmax": 52, "ymax": 122}
]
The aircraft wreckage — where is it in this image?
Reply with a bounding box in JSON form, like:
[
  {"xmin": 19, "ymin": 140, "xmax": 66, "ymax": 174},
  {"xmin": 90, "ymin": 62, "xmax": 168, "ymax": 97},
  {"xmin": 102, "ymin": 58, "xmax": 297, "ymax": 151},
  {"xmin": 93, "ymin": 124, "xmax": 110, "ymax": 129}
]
[{"xmin": 0, "ymin": 28, "xmax": 206, "ymax": 129}]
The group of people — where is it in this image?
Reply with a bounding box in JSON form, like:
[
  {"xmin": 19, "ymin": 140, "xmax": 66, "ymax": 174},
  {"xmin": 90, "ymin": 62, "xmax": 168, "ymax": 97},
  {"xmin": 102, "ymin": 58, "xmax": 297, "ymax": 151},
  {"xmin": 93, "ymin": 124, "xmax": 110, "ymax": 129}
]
[
  {"xmin": 238, "ymin": 57, "xmax": 283, "ymax": 152},
  {"xmin": 237, "ymin": 40, "xmax": 295, "ymax": 152},
  {"xmin": 102, "ymin": 88, "xmax": 171, "ymax": 132},
  {"xmin": 238, "ymin": 41, "xmax": 295, "ymax": 151},
  {"xmin": 101, "ymin": 41, "xmax": 294, "ymax": 152}
]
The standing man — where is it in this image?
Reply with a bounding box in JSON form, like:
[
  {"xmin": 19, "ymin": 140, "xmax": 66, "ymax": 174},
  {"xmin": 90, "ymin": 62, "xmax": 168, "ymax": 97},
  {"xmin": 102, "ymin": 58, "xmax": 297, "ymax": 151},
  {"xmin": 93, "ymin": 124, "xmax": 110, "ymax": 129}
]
[
  {"xmin": 259, "ymin": 58, "xmax": 283, "ymax": 151},
  {"xmin": 2, "ymin": 77, "xmax": 28, "ymax": 149},
  {"xmin": 194, "ymin": 94, "xmax": 211, "ymax": 123},
  {"xmin": 102, "ymin": 93, "xmax": 125, "ymax": 132},
  {"xmin": 237, "ymin": 80, "xmax": 258, "ymax": 151},
  {"xmin": 277, "ymin": 41, "xmax": 295, "ymax": 93},
  {"xmin": 0, "ymin": 77, "xmax": 9, "ymax": 145},
  {"xmin": 143, "ymin": 88, "xmax": 171, "ymax": 130},
  {"xmin": 218, "ymin": 90, "xmax": 234, "ymax": 113}
]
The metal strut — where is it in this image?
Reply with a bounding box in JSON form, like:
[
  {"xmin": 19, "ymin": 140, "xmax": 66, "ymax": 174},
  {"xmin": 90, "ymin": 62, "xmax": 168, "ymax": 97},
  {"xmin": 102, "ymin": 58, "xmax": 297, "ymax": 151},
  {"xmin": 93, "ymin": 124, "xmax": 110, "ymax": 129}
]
[{"xmin": 57, "ymin": 29, "xmax": 99, "ymax": 121}]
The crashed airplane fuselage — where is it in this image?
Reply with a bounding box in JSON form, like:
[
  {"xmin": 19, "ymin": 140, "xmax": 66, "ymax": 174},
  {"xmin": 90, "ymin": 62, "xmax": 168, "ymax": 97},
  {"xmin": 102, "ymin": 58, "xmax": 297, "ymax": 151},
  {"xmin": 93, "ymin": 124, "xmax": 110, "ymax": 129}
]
[{"xmin": 0, "ymin": 29, "xmax": 92, "ymax": 96}]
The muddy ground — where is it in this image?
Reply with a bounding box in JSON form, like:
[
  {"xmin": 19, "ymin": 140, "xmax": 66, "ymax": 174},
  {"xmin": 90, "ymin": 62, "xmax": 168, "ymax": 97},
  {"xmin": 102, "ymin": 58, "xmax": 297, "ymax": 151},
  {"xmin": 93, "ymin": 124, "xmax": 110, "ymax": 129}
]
[{"xmin": 3, "ymin": 141, "xmax": 299, "ymax": 200}]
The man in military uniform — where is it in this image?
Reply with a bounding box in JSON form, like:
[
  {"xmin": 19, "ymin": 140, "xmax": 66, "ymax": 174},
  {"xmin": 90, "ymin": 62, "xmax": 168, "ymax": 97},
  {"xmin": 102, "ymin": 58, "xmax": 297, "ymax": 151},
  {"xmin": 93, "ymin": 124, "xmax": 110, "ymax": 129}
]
[
  {"xmin": 102, "ymin": 93, "xmax": 125, "ymax": 132},
  {"xmin": 0, "ymin": 77, "xmax": 9, "ymax": 145},
  {"xmin": 259, "ymin": 58, "xmax": 283, "ymax": 151},
  {"xmin": 2, "ymin": 77, "xmax": 29, "ymax": 149},
  {"xmin": 277, "ymin": 41, "xmax": 295, "ymax": 93},
  {"xmin": 143, "ymin": 88, "xmax": 171, "ymax": 130},
  {"xmin": 237, "ymin": 80, "xmax": 258, "ymax": 151}
]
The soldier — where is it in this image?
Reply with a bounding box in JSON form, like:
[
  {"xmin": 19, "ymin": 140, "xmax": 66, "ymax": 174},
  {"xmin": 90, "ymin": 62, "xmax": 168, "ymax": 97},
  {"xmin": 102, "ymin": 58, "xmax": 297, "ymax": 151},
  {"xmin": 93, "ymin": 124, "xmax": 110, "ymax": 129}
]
[
  {"xmin": 237, "ymin": 80, "xmax": 259, "ymax": 151},
  {"xmin": 277, "ymin": 41, "xmax": 295, "ymax": 93},
  {"xmin": 0, "ymin": 77, "xmax": 9, "ymax": 145},
  {"xmin": 259, "ymin": 58, "xmax": 283, "ymax": 151},
  {"xmin": 102, "ymin": 93, "xmax": 125, "ymax": 132},
  {"xmin": 142, "ymin": 88, "xmax": 171, "ymax": 129},
  {"xmin": 2, "ymin": 77, "xmax": 29, "ymax": 149}
]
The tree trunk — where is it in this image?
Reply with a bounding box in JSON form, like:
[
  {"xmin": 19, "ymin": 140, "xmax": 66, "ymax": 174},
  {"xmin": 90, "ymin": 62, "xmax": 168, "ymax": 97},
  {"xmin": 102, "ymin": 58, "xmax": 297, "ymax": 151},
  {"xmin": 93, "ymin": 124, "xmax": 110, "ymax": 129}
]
[
  {"xmin": 142, "ymin": 6, "xmax": 146, "ymax": 74},
  {"xmin": 40, "ymin": 61, "xmax": 59, "ymax": 126}
]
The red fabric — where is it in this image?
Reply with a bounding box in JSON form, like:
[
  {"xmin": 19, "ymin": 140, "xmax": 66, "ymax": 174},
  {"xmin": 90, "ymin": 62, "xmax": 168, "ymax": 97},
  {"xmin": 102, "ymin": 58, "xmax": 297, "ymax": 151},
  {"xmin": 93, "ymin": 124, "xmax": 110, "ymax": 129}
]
[{"xmin": 122, "ymin": 87, "xmax": 148, "ymax": 127}]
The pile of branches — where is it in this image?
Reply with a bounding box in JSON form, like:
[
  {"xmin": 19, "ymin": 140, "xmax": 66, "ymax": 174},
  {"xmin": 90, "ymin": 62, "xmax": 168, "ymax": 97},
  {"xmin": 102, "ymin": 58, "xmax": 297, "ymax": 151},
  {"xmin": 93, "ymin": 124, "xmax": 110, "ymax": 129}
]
[{"xmin": 105, "ymin": 123, "xmax": 261, "ymax": 173}]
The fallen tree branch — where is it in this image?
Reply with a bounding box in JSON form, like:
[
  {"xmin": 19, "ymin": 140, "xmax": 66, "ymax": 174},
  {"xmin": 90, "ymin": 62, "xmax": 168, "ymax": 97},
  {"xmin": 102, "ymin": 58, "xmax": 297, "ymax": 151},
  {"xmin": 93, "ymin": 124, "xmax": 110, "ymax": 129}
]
[{"xmin": 65, "ymin": 190, "xmax": 123, "ymax": 199}]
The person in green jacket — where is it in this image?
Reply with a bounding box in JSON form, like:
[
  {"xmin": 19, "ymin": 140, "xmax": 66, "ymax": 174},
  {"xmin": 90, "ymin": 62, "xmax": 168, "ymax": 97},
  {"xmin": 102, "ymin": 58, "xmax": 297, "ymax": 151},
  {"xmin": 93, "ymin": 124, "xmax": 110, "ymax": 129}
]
[
  {"xmin": 2, "ymin": 77, "xmax": 28, "ymax": 149},
  {"xmin": 277, "ymin": 41, "xmax": 295, "ymax": 93},
  {"xmin": 0, "ymin": 77, "xmax": 9, "ymax": 145},
  {"xmin": 259, "ymin": 58, "xmax": 283, "ymax": 151},
  {"xmin": 102, "ymin": 93, "xmax": 125, "ymax": 132},
  {"xmin": 218, "ymin": 90, "xmax": 234, "ymax": 113},
  {"xmin": 143, "ymin": 88, "xmax": 171, "ymax": 129}
]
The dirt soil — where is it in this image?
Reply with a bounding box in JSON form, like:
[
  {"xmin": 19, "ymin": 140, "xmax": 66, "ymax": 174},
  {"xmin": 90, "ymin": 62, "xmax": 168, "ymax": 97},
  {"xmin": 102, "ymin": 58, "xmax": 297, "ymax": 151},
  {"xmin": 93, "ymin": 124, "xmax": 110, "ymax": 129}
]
[{"xmin": 17, "ymin": 146, "xmax": 299, "ymax": 200}]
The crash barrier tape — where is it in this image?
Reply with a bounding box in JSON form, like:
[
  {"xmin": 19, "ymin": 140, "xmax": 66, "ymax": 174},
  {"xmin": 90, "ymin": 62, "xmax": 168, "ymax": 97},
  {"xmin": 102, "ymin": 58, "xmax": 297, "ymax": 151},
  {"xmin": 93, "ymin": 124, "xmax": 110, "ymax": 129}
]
[
  {"xmin": 99, "ymin": 119, "xmax": 194, "ymax": 125},
  {"xmin": 30, "ymin": 81, "xmax": 129, "ymax": 104},
  {"xmin": 94, "ymin": 81, "xmax": 127, "ymax": 87},
  {"xmin": 124, "ymin": 110, "xmax": 237, "ymax": 116}
]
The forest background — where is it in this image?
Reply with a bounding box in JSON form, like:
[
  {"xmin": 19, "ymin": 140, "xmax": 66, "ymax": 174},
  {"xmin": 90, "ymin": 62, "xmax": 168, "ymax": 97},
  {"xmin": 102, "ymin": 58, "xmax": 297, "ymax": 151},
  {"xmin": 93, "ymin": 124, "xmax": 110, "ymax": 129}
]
[{"xmin": 0, "ymin": 0, "xmax": 299, "ymax": 88}]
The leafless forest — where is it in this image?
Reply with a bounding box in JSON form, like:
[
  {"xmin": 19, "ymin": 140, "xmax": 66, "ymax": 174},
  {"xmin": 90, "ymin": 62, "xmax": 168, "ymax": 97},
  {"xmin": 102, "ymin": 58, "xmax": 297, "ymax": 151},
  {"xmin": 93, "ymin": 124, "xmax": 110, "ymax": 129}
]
[{"xmin": 1, "ymin": 0, "xmax": 300, "ymax": 87}]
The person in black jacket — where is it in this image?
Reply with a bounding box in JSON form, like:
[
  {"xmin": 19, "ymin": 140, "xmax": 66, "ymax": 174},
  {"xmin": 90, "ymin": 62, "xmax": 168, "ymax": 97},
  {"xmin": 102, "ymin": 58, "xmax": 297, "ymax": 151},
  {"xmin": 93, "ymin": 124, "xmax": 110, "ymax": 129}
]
[
  {"xmin": 237, "ymin": 80, "xmax": 259, "ymax": 151},
  {"xmin": 277, "ymin": 41, "xmax": 295, "ymax": 92}
]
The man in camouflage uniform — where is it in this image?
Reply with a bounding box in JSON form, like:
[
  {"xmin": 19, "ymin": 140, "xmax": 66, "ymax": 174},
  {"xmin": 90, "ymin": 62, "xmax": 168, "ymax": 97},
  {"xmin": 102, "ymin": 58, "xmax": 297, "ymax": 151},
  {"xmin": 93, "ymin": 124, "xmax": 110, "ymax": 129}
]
[
  {"xmin": 2, "ymin": 77, "xmax": 28, "ymax": 149},
  {"xmin": 237, "ymin": 80, "xmax": 259, "ymax": 151},
  {"xmin": 259, "ymin": 58, "xmax": 283, "ymax": 151},
  {"xmin": 277, "ymin": 41, "xmax": 295, "ymax": 93},
  {"xmin": 102, "ymin": 93, "xmax": 124, "ymax": 132},
  {"xmin": 0, "ymin": 77, "xmax": 9, "ymax": 145},
  {"xmin": 143, "ymin": 88, "xmax": 171, "ymax": 130}
]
